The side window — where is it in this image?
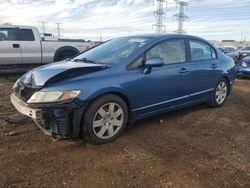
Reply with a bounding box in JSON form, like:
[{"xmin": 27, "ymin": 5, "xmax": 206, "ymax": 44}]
[
  {"xmin": 20, "ymin": 29, "xmax": 35, "ymax": 41},
  {"xmin": 129, "ymin": 56, "xmax": 144, "ymax": 69},
  {"xmin": 146, "ymin": 39, "xmax": 186, "ymax": 64},
  {"xmin": 190, "ymin": 40, "xmax": 215, "ymax": 61},
  {"xmin": 0, "ymin": 28, "xmax": 17, "ymax": 41}
]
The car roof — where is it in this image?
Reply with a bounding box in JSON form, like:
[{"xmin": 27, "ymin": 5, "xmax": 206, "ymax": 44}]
[
  {"xmin": 119, "ymin": 33, "xmax": 210, "ymax": 44},
  {"xmin": 120, "ymin": 33, "xmax": 203, "ymax": 39},
  {"xmin": 0, "ymin": 24, "xmax": 36, "ymax": 30}
]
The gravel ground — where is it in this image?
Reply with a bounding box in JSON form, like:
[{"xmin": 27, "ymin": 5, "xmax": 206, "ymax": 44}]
[{"xmin": 0, "ymin": 77, "xmax": 249, "ymax": 188}]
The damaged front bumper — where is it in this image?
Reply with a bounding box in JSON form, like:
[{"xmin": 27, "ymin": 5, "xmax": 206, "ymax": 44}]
[{"xmin": 11, "ymin": 93, "xmax": 86, "ymax": 138}]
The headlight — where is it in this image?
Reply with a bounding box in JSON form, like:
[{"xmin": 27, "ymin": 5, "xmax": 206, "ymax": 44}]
[
  {"xmin": 241, "ymin": 61, "xmax": 247, "ymax": 67},
  {"xmin": 27, "ymin": 90, "xmax": 81, "ymax": 104},
  {"xmin": 242, "ymin": 53, "xmax": 247, "ymax": 56}
]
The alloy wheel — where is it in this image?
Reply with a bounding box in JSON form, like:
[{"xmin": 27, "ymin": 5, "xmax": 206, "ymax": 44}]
[
  {"xmin": 92, "ymin": 102, "xmax": 124, "ymax": 139},
  {"xmin": 215, "ymin": 81, "xmax": 227, "ymax": 104}
]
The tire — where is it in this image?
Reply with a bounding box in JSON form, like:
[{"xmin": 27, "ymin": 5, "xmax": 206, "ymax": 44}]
[
  {"xmin": 208, "ymin": 78, "xmax": 229, "ymax": 107},
  {"xmin": 54, "ymin": 50, "xmax": 78, "ymax": 62},
  {"xmin": 81, "ymin": 94, "xmax": 128, "ymax": 144}
]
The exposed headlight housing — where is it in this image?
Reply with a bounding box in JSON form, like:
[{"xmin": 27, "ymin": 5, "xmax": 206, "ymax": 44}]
[
  {"xmin": 27, "ymin": 90, "xmax": 81, "ymax": 104},
  {"xmin": 13, "ymin": 78, "xmax": 20, "ymax": 89},
  {"xmin": 241, "ymin": 61, "xmax": 247, "ymax": 67}
]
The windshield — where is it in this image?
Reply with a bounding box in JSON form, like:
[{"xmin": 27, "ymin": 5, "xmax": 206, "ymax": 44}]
[{"xmin": 73, "ymin": 37, "xmax": 151, "ymax": 65}]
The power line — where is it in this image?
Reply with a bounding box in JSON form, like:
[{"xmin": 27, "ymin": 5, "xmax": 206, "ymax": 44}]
[
  {"xmin": 152, "ymin": 0, "xmax": 167, "ymax": 33},
  {"xmin": 173, "ymin": 0, "xmax": 189, "ymax": 34}
]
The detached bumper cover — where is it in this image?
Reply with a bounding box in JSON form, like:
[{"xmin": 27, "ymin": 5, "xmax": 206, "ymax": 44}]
[
  {"xmin": 11, "ymin": 93, "xmax": 86, "ymax": 138},
  {"xmin": 11, "ymin": 93, "xmax": 41, "ymax": 119}
]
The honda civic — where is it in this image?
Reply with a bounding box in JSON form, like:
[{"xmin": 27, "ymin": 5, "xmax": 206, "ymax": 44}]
[{"xmin": 11, "ymin": 34, "xmax": 236, "ymax": 144}]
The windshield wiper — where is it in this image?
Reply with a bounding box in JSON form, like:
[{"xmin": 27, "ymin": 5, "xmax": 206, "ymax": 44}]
[{"xmin": 73, "ymin": 58, "xmax": 100, "ymax": 64}]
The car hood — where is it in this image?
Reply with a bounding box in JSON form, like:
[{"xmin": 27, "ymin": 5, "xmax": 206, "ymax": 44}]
[{"xmin": 19, "ymin": 60, "xmax": 108, "ymax": 87}]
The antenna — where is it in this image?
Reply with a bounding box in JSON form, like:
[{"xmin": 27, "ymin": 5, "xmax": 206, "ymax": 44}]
[
  {"xmin": 173, "ymin": 0, "xmax": 189, "ymax": 34},
  {"xmin": 152, "ymin": 0, "xmax": 167, "ymax": 33}
]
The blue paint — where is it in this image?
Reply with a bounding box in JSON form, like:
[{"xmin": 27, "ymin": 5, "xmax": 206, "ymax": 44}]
[{"xmin": 19, "ymin": 34, "xmax": 236, "ymax": 122}]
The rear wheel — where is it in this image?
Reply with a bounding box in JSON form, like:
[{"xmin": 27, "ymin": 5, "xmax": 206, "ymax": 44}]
[
  {"xmin": 81, "ymin": 94, "xmax": 128, "ymax": 144},
  {"xmin": 208, "ymin": 78, "xmax": 229, "ymax": 107},
  {"xmin": 54, "ymin": 50, "xmax": 78, "ymax": 62}
]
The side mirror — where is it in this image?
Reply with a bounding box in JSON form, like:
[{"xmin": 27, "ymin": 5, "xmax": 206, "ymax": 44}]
[
  {"xmin": 145, "ymin": 57, "xmax": 164, "ymax": 67},
  {"xmin": 143, "ymin": 57, "xmax": 164, "ymax": 74}
]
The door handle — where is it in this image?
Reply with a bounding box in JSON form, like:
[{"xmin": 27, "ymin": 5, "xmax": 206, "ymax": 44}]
[
  {"xmin": 179, "ymin": 68, "xmax": 189, "ymax": 74},
  {"xmin": 210, "ymin": 64, "xmax": 218, "ymax": 69},
  {"xmin": 12, "ymin": 44, "xmax": 20, "ymax": 48}
]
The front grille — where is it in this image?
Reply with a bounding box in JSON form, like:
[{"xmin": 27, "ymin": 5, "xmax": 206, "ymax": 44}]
[
  {"xmin": 56, "ymin": 117, "xmax": 71, "ymax": 135},
  {"xmin": 34, "ymin": 110, "xmax": 71, "ymax": 138},
  {"xmin": 15, "ymin": 82, "xmax": 40, "ymax": 102}
]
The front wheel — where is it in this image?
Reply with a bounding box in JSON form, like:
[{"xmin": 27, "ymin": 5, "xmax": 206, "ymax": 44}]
[
  {"xmin": 208, "ymin": 78, "xmax": 229, "ymax": 107},
  {"xmin": 81, "ymin": 94, "xmax": 128, "ymax": 144}
]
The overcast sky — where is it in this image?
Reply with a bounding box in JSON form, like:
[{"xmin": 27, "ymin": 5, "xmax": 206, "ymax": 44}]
[{"xmin": 0, "ymin": 0, "xmax": 249, "ymax": 41}]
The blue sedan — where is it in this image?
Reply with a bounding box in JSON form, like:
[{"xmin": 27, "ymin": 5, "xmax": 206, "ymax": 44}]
[
  {"xmin": 11, "ymin": 34, "xmax": 236, "ymax": 144},
  {"xmin": 237, "ymin": 56, "xmax": 250, "ymax": 77}
]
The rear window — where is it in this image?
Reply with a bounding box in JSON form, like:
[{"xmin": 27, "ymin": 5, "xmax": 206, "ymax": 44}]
[
  {"xmin": 21, "ymin": 29, "xmax": 35, "ymax": 41},
  {"xmin": 189, "ymin": 40, "xmax": 216, "ymax": 61}
]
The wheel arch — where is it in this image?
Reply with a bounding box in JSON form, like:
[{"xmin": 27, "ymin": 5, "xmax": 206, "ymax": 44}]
[
  {"xmin": 54, "ymin": 46, "xmax": 80, "ymax": 62},
  {"xmin": 220, "ymin": 75, "xmax": 231, "ymax": 96},
  {"xmin": 84, "ymin": 90, "xmax": 134, "ymax": 124}
]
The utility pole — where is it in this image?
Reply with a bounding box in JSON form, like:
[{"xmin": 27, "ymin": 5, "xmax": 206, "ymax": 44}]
[
  {"xmin": 99, "ymin": 31, "xmax": 103, "ymax": 42},
  {"xmin": 173, "ymin": 0, "xmax": 189, "ymax": 34},
  {"xmin": 56, "ymin": 23, "xmax": 62, "ymax": 39},
  {"xmin": 152, "ymin": 0, "xmax": 167, "ymax": 33},
  {"xmin": 39, "ymin": 21, "xmax": 47, "ymax": 34}
]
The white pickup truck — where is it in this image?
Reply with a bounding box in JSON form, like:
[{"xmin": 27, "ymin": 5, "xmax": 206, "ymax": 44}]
[{"xmin": 0, "ymin": 24, "xmax": 96, "ymax": 67}]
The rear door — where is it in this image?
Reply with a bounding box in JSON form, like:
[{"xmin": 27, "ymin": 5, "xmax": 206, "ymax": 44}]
[
  {"xmin": 0, "ymin": 28, "xmax": 22, "ymax": 65},
  {"xmin": 187, "ymin": 39, "xmax": 220, "ymax": 100},
  {"xmin": 137, "ymin": 39, "xmax": 190, "ymax": 116},
  {"xmin": 19, "ymin": 28, "xmax": 42, "ymax": 64}
]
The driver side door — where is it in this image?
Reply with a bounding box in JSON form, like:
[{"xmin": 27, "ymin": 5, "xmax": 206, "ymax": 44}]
[
  {"xmin": 136, "ymin": 39, "xmax": 190, "ymax": 117},
  {"xmin": 0, "ymin": 28, "xmax": 22, "ymax": 65}
]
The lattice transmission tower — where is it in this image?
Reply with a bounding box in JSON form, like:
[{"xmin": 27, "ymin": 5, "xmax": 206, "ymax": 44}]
[
  {"xmin": 152, "ymin": 0, "xmax": 167, "ymax": 33},
  {"xmin": 173, "ymin": 0, "xmax": 189, "ymax": 34}
]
